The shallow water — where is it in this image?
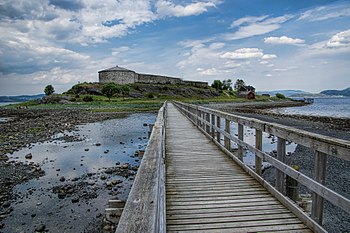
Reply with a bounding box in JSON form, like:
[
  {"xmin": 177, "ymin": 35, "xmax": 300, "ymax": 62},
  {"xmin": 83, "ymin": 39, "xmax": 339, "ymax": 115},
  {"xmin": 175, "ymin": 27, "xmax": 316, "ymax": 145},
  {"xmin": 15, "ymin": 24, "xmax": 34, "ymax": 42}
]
[
  {"xmin": 2, "ymin": 113, "xmax": 156, "ymax": 233},
  {"xmin": 271, "ymin": 97, "xmax": 350, "ymax": 118},
  {"xmin": 217, "ymin": 121, "xmax": 297, "ymax": 169}
]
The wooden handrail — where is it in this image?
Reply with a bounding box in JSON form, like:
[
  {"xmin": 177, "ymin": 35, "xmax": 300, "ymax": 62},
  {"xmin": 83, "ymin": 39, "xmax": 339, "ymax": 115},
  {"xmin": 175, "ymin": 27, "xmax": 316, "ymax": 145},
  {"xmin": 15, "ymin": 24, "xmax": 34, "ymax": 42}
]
[
  {"xmin": 116, "ymin": 102, "xmax": 167, "ymax": 233},
  {"xmin": 173, "ymin": 101, "xmax": 350, "ymax": 230}
]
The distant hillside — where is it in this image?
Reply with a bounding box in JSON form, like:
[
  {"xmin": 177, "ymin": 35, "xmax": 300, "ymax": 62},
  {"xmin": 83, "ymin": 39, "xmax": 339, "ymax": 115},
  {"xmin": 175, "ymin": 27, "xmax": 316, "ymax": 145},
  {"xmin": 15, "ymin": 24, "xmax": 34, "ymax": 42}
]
[
  {"xmin": 257, "ymin": 90, "xmax": 311, "ymax": 97},
  {"xmin": 321, "ymin": 87, "xmax": 350, "ymax": 97},
  {"xmin": 0, "ymin": 94, "xmax": 45, "ymax": 102}
]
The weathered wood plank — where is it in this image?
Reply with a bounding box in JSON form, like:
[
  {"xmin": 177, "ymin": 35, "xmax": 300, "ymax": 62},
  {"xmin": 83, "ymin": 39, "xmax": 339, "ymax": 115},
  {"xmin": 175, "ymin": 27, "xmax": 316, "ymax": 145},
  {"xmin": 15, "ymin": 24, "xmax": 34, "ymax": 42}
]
[
  {"xmin": 167, "ymin": 208, "xmax": 291, "ymax": 220},
  {"xmin": 167, "ymin": 218, "xmax": 302, "ymax": 231},
  {"xmin": 171, "ymin": 102, "xmax": 323, "ymax": 232}
]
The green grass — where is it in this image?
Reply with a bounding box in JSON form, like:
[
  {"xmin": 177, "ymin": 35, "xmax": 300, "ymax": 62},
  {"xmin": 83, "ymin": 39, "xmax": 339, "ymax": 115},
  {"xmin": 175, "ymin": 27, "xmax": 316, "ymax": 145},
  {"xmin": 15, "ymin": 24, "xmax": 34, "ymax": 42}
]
[{"xmin": 2, "ymin": 93, "xmax": 290, "ymax": 112}]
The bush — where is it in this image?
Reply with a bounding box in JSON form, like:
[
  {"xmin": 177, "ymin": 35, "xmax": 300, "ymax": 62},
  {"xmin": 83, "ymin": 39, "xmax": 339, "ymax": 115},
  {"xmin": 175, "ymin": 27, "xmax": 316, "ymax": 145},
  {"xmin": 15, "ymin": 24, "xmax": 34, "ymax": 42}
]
[
  {"xmin": 102, "ymin": 83, "xmax": 119, "ymax": 101},
  {"xmin": 275, "ymin": 93, "xmax": 286, "ymax": 99},
  {"xmin": 83, "ymin": 96, "xmax": 93, "ymax": 102},
  {"xmin": 147, "ymin": 93, "xmax": 155, "ymax": 98}
]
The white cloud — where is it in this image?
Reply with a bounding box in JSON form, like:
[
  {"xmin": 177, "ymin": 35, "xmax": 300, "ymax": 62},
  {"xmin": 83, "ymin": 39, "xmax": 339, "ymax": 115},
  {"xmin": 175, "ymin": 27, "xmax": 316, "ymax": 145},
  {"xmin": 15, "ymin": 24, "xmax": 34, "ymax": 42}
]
[
  {"xmin": 264, "ymin": 36, "xmax": 305, "ymax": 45},
  {"xmin": 197, "ymin": 67, "xmax": 219, "ymax": 76},
  {"xmin": 230, "ymin": 15, "xmax": 268, "ymax": 28},
  {"xmin": 326, "ymin": 29, "xmax": 350, "ymax": 48},
  {"xmin": 156, "ymin": 0, "xmax": 217, "ymax": 18},
  {"xmin": 224, "ymin": 15, "xmax": 292, "ymax": 40},
  {"xmin": 298, "ymin": 3, "xmax": 350, "ymax": 22},
  {"xmin": 262, "ymin": 54, "xmax": 277, "ymax": 59},
  {"xmin": 209, "ymin": 42, "xmax": 225, "ymax": 50},
  {"xmin": 220, "ymin": 48, "xmax": 264, "ymax": 59},
  {"xmin": 111, "ymin": 46, "xmax": 130, "ymax": 56}
]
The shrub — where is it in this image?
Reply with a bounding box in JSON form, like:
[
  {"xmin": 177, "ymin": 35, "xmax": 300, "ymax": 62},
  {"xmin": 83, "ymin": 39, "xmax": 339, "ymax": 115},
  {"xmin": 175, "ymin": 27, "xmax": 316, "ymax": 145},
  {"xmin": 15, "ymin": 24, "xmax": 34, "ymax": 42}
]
[
  {"xmin": 275, "ymin": 93, "xmax": 286, "ymax": 99},
  {"xmin": 83, "ymin": 96, "xmax": 93, "ymax": 102},
  {"xmin": 147, "ymin": 93, "xmax": 155, "ymax": 98}
]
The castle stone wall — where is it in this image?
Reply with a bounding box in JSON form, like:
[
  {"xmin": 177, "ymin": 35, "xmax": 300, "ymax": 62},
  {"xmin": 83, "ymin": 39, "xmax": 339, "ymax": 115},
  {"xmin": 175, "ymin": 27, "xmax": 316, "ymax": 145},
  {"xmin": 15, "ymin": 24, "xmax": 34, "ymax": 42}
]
[
  {"xmin": 137, "ymin": 74, "xmax": 182, "ymax": 85},
  {"xmin": 99, "ymin": 71, "xmax": 137, "ymax": 84},
  {"xmin": 98, "ymin": 67, "xmax": 208, "ymax": 87}
]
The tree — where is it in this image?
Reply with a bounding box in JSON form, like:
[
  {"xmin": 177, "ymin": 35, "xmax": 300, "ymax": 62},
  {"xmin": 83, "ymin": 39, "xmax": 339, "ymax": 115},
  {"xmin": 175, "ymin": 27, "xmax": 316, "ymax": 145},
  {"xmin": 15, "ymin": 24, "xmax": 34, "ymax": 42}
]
[
  {"xmin": 222, "ymin": 79, "xmax": 233, "ymax": 91},
  {"xmin": 44, "ymin": 85, "xmax": 55, "ymax": 96},
  {"xmin": 121, "ymin": 85, "xmax": 130, "ymax": 97},
  {"xmin": 211, "ymin": 80, "xmax": 223, "ymax": 90},
  {"xmin": 234, "ymin": 79, "xmax": 246, "ymax": 92},
  {"xmin": 102, "ymin": 83, "xmax": 119, "ymax": 101}
]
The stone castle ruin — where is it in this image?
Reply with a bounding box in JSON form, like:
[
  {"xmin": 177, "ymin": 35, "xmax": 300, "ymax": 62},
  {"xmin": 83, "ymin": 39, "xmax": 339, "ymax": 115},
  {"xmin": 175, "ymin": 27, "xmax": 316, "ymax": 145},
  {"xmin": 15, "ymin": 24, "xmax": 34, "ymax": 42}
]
[{"xmin": 98, "ymin": 66, "xmax": 208, "ymax": 88}]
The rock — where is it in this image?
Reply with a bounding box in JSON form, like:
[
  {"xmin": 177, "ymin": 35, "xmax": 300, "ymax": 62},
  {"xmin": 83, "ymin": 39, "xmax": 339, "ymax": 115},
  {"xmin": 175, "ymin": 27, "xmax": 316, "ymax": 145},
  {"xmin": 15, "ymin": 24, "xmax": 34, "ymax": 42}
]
[
  {"xmin": 103, "ymin": 224, "xmax": 111, "ymax": 231},
  {"xmin": 95, "ymin": 143, "xmax": 101, "ymax": 146},
  {"xmin": 88, "ymin": 180, "xmax": 95, "ymax": 186},
  {"xmin": 111, "ymin": 180, "xmax": 122, "ymax": 185},
  {"xmin": 2, "ymin": 202, "xmax": 10, "ymax": 208},
  {"xmin": 121, "ymin": 164, "xmax": 129, "ymax": 169},
  {"xmin": 104, "ymin": 150, "xmax": 109, "ymax": 154},
  {"xmin": 35, "ymin": 224, "xmax": 45, "ymax": 232},
  {"xmin": 104, "ymin": 168, "xmax": 114, "ymax": 174},
  {"xmin": 59, "ymin": 176, "xmax": 66, "ymax": 182},
  {"xmin": 71, "ymin": 197, "xmax": 79, "ymax": 203},
  {"xmin": 25, "ymin": 153, "xmax": 32, "ymax": 159},
  {"xmin": 84, "ymin": 148, "xmax": 89, "ymax": 151},
  {"xmin": 100, "ymin": 175, "xmax": 107, "ymax": 180},
  {"xmin": 106, "ymin": 181, "xmax": 112, "ymax": 187},
  {"xmin": 31, "ymin": 213, "xmax": 36, "ymax": 218}
]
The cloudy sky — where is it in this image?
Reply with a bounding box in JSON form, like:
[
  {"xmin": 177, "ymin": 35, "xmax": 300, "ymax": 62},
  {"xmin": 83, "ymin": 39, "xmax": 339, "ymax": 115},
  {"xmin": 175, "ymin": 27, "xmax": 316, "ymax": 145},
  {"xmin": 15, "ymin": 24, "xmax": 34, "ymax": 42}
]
[{"xmin": 0, "ymin": 0, "xmax": 350, "ymax": 95}]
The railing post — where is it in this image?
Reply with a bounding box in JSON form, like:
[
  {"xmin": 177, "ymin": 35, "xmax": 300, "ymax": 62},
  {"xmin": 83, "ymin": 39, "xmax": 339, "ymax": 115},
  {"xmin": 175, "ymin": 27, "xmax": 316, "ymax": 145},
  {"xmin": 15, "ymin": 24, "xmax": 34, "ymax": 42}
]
[
  {"xmin": 224, "ymin": 119, "xmax": 231, "ymax": 151},
  {"xmin": 216, "ymin": 116, "xmax": 221, "ymax": 143},
  {"xmin": 276, "ymin": 137, "xmax": 286, "ymax": 194},
  {"xmin": 286, "ymin": 165, "xmax": 300, "ymax": 202},
  {"xmin": 206, "ymin": 112, "xmax": 210, "ymax": 134},
  {"xmin": 196, "ymin": 107, "xmax": 199, "ymax": 126},
  {"xmin": 311, "ymin": 151, "xmax": 327, "ymax": 224},
  {"xmin": 237, "ymin": 123, "xmax": 244, "ymax": 161},
  {"xmin": 255, "ymin": 129, "xmax": 262, "ymax": 175},
  {"xmin": 211, "ymin": 114, "xmax": 215, "ymax": 138}
]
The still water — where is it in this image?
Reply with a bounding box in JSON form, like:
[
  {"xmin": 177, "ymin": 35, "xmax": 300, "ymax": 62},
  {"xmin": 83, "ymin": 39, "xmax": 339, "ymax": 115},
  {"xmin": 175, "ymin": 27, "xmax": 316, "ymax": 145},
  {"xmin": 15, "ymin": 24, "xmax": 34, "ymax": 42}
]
[
  {"xmin": 2, "ymin": 113, "xmax": 156, "ymax": 233},
  {"xmin": 271, "ymin": 97, "xmax": 350, "ymax": 118}
]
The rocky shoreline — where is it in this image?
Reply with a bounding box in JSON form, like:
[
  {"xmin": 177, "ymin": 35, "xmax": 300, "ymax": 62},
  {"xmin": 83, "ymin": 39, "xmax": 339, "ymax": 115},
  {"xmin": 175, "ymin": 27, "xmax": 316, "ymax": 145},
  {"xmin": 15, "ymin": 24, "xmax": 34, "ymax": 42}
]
[
  {"xmin": 0, "ymin": 108, "xmax": 155, "ymax": 232},
  {"xmin": 207, "ymin": 101, "xmax": 350, "ymax": 233}
]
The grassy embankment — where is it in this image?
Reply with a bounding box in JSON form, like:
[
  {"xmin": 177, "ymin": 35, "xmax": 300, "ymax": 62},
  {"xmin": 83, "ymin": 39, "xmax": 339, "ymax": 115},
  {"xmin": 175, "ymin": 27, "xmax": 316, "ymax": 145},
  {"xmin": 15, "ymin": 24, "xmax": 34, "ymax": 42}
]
[{"xmin": 3, "ymin": 82, "xmax": 287, "ymax": 112}]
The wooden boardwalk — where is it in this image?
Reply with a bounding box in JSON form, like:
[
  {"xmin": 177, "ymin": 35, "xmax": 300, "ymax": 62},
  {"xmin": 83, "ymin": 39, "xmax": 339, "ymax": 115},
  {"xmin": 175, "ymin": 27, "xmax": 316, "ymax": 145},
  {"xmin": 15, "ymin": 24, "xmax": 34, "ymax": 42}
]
[{"xmin": 165, "ymin": 103, "xmax": 312, "ymax": 232}]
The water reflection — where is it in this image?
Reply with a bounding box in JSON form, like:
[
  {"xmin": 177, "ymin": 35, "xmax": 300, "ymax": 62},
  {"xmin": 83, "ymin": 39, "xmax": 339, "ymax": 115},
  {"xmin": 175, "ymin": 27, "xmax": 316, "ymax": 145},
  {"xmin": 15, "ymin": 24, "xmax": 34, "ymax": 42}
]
[{"xmin": 3, "ymin": 113, "xmax": 156, "ymax": 233}]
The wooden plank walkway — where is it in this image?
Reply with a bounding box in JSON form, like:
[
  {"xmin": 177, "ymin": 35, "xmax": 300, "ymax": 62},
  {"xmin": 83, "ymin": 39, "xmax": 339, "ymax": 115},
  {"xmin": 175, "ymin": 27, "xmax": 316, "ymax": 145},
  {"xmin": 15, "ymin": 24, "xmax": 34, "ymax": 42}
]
[{"xmin": 165, "ymin": 103, "xmax": 312, "ymax": 233}]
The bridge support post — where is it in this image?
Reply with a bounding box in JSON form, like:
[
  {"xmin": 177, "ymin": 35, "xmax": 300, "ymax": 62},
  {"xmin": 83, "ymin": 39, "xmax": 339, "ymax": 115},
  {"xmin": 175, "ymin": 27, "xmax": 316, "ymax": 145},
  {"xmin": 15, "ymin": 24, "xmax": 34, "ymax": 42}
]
[
  {"xmin": 276, "ymin": 137, "xmax": 286, "ymax": 194},
  {"xmin": 286, "ymin": 165, "xmax": 300, "ymax": 202},
  {"xmin": 196, "ymin": 107, "xmax": 199, "ymax": 126},
  {"xmin": 311, "ymin": 151, "xmax": 327, "ymax": 224},
  {"xmin": 211, "ymin": 114, "xmax": 215, "ymax": 138},
  {"xmin": 224, "ymin": 119, "xmax": 231, "ymax": 151},
  {"xmin": 216, "ymin": 116, "xmax": 221, "ymax": 143},
  {"xmin": 255, "ymin": 129, "xmax": 262, "ymax": 175},
  {"xmin": 206, "ymin": 113, "xmax": 210, "ymax": 134},
  {"xmin": 237, "ymin": 123, "xmax": 244, "ymax": 161}
]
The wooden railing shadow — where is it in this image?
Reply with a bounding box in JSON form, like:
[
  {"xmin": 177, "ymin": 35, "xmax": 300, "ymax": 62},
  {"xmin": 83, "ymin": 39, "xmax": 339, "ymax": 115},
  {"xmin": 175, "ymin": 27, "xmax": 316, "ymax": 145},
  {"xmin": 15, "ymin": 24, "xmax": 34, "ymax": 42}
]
[
  {"xmin": 116, "ymin": 102, "xmax": 167, "ymax": 233},
  {"xmin": 173, "ymin": 101, "xmax": 350, "ymax": 233}
]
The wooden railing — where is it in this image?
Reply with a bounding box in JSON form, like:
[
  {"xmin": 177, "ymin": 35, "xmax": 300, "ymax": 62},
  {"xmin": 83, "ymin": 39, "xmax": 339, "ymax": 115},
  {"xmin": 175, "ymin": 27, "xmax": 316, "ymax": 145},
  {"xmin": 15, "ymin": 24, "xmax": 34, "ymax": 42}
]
[
  {"xmin": 173, "ymin": 101, "xmax": 350, "ymax": 233},
  {"xmin": 116, "ymin": 102, "xmax": 167, "ymax": 233}
]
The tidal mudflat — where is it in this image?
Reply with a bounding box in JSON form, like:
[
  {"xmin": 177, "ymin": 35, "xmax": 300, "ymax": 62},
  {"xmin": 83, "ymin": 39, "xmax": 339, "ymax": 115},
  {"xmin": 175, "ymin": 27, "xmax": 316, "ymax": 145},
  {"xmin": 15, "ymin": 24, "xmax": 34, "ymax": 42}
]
[{"xmin": 0, "ymin": 113, "xmax": 156, "ymax": 233}]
